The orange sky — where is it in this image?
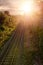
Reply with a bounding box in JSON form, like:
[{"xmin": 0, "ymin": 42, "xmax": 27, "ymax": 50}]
[{"xmin": 0, "ymin": 0, "xmax": 42, "ymax": 15}]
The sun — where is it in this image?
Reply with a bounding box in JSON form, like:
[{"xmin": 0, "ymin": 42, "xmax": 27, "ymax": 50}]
[
  {"xmin": 20, "ymin": 1, "xmax": 34, "ymax": 15},
  {"xmin": 21, "ymin": 2, "xmax": 33, "ymax": 13},
  {"xmin": 18, "ymin": 0, "xmax": 40, "ymax": 24}
]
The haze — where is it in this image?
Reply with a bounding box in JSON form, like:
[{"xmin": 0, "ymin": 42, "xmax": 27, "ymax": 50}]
[{"xmin": 0, "ymin": 0, "xmax": 42, "ymax": 15}]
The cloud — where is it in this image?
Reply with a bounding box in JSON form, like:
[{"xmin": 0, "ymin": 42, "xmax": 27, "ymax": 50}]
[
  {"xmin": 0, "ymin": 0, "xmax": 22, "ymax": 12},
  {"xmin": 0, "ymin": 0, "xmax": 23, "ymax": 15},
  {"xmin": 0, "ymin": 6, "xmax": 10, "ymax": 11},
  {"xmin": 0, "ymin": 0, "xmax": 42, "ymax": 15},
  {"xmin": 0, "ymin": 0, "xmax": 9, "ymax": 6}
]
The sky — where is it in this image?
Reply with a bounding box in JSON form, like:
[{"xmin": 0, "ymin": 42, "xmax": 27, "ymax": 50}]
[
  {"xmin": 0, "ymin": 0, "xmax": 27, "ymax": 15},
  {"xmin": 0, "ymin": 0, "xmax": 42, "ymax": 15}
]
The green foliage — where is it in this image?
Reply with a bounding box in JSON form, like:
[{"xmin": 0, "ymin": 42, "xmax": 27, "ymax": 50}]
[{"xmin": 0, "ymin": 11, "xmax": 16, "ymax": 47}]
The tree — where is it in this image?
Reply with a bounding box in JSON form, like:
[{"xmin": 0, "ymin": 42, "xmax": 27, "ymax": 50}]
[{"xmin": 4, "ymin": 11, "xmax": 10, "ymax": 15}]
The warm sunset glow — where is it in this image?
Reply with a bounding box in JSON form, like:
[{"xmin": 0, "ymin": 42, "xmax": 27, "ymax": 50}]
[
  {"xmin": 19, "ymin": 0, "xmax": 40, "ymax": 16},
  {"xmin": 18, "ymin": 0, "xmax": 40, "ymax": 24},
  {"xmin": 19, "ymin": 1, "xmax": 34, "ymax": 15}
]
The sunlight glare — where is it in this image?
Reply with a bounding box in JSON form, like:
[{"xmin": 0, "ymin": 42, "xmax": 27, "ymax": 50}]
[
  {"xmin": 19, "ymin": 0, "xmax": 34, "ymax": 15},
  {"xmin": 18, "ymin": 0, "xmax": 40, "ymax": 25}
]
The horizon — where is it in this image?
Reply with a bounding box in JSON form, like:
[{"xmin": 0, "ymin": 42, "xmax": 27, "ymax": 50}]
[{"xmin": 0, "ymin": 0, "xmax": 42, "ymax": 15}]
